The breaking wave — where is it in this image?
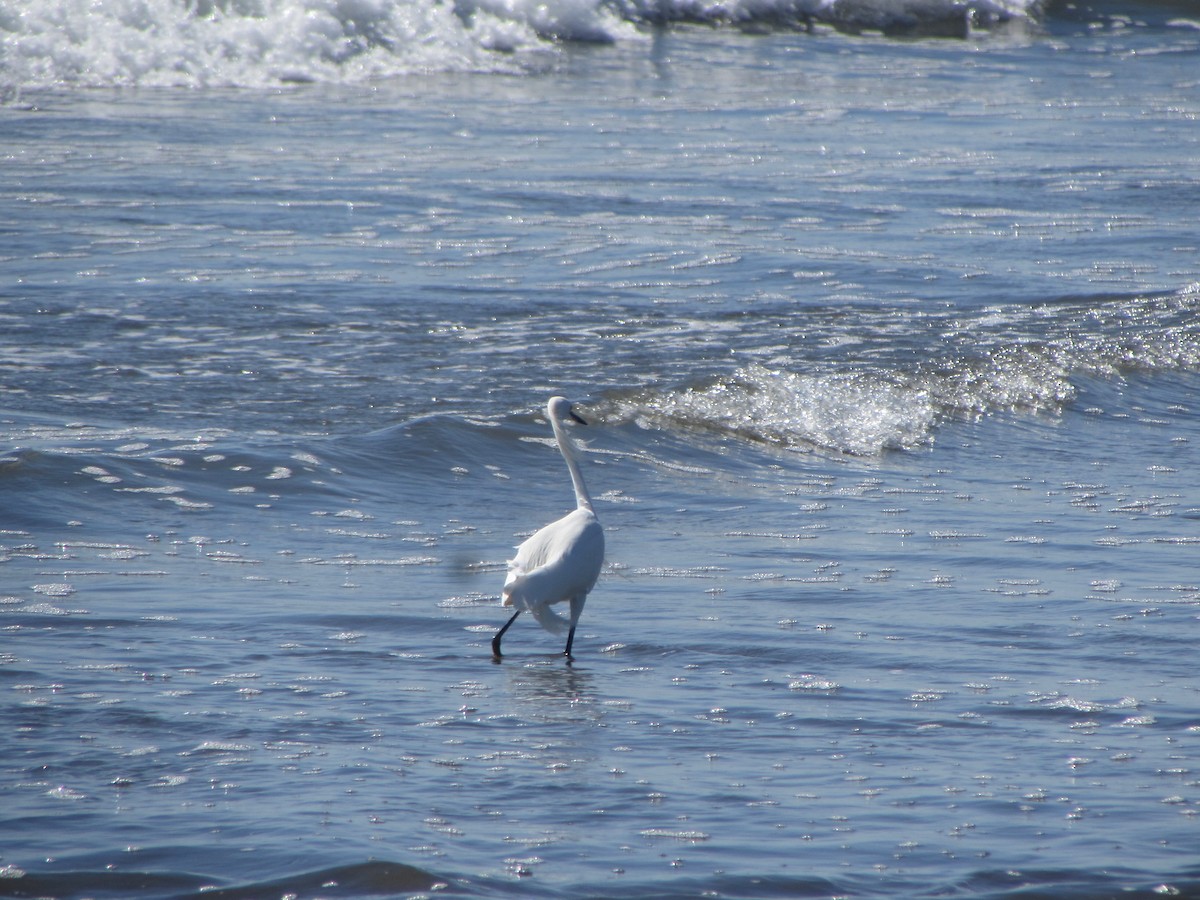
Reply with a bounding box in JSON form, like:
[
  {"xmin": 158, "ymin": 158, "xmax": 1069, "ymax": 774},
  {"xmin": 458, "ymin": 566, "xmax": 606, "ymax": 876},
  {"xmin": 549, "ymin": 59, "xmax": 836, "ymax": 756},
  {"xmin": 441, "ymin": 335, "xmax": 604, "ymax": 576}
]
[
  {"xmin": 607, "ymin": 286, "xmax": 1200, "ymax": 456},
  {"xmin": 2, "ymin": 0, "xmax": 1038, "ymax": 88}
]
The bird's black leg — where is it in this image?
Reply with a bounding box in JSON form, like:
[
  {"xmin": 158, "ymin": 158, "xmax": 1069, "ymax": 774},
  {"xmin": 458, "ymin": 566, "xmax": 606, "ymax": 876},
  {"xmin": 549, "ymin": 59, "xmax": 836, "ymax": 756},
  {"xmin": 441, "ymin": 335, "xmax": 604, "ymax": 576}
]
[
  {"xmin": 563, "ymin": 625, "xmax": 577, "ymax": 660},
  {"xmin": 492, "ymin": 610, "xmax": 521, "ymax": 659}
]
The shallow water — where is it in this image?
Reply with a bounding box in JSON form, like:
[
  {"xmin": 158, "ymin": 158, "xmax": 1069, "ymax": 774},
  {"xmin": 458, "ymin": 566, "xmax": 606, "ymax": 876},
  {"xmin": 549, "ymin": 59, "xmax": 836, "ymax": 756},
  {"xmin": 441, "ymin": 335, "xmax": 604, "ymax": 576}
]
[{"xmin": 3, "ymin": 2, "xmax": 1200, "ymax": 897}]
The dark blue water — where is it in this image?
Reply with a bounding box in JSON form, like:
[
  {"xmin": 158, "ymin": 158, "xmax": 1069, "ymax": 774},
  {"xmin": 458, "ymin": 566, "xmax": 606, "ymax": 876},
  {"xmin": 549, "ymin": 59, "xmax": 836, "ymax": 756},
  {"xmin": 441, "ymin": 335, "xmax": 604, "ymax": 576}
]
[{"xmin": 3, "ymin": 2, "xmax": 1200, "ymax": 897}]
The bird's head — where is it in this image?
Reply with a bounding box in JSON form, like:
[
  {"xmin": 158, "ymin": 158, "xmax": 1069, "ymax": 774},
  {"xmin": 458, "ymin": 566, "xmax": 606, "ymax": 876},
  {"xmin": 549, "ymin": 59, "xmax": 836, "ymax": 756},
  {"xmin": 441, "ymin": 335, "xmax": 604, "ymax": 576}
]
[{"xmin": 548, "ymin": 395, "xmax": 588, "ymax": 425}]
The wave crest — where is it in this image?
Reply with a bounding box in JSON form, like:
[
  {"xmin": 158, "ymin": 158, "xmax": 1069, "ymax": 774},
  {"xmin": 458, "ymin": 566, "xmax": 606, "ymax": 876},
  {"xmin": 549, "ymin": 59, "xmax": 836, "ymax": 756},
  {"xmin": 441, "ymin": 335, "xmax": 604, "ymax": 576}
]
[
  {"xmin": 609, "ymin": 286, "xmax": 1200, "ymax": 456},
  {"xmin": 624, "ymin": 366, "xmax": 938, "ymax": 455},
  {"xmin": 1, "ymin": 0, "xmax": 1037, "ymax": 88}
]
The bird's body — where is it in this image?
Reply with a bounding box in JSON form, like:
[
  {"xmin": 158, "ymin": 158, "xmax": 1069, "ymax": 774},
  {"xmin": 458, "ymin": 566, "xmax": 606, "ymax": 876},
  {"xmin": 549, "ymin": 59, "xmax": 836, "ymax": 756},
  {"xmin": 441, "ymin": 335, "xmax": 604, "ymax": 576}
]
[
  {"xmin": 492, "ymin": 397, "xmax": 605, "ymax": 660},
  {"xmin": 503, "ymin": 506, "xmax": 604, "ymax": 634}
]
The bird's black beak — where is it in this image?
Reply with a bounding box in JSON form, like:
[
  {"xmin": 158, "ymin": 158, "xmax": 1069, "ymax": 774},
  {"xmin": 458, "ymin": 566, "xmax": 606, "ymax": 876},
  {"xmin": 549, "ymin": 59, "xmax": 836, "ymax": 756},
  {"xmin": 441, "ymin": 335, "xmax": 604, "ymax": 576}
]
[{"xmin": 569, "ymin": 408, "xmax": 588, "ymax": 426}]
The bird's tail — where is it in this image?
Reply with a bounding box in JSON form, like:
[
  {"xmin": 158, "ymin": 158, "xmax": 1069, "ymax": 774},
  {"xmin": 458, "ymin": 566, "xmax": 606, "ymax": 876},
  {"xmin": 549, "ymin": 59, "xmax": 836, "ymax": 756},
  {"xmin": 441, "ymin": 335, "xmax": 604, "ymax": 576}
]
[
  {"xmin": 527, "ymin": 600, "xmax": 570, "ymax": 635},
  {"xmin": 504, "ymin": 576, "xmax": 572, "ymax": 635}
]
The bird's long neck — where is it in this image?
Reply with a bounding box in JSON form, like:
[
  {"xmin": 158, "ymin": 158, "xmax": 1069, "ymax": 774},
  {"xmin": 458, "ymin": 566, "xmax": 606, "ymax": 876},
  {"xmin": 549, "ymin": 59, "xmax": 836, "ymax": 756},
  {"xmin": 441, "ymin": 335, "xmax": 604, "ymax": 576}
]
[{"xmin": 551, "ymin": 415, "xmax": 595, "ymax": 514}]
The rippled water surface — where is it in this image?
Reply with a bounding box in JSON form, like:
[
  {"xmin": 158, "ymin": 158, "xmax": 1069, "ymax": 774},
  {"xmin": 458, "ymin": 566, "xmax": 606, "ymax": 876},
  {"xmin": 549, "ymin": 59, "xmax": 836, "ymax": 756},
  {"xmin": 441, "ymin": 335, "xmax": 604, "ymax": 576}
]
[{"xmin": 3, "ymin": 4, "xmax": 1200, "ymax": 897}]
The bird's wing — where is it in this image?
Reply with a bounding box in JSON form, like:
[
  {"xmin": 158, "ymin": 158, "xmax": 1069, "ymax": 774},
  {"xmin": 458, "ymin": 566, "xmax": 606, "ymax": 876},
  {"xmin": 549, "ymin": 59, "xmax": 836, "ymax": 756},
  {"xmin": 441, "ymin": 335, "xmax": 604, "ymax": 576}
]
[{"xmin": 502, "ymin": 508, "xmax": 604, "ymax": 614}]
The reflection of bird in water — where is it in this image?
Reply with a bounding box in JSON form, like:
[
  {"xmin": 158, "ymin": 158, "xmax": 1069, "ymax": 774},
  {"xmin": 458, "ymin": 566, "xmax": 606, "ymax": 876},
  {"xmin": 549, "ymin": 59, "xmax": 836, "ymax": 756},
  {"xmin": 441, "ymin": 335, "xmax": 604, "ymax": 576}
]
[
  {"xmin": 507, "ymin": 663, "xmax": 596, "ymax": 712},
  {"xmin": 492, "ymin": 397, "xmax": 605, "ymax": 661}
]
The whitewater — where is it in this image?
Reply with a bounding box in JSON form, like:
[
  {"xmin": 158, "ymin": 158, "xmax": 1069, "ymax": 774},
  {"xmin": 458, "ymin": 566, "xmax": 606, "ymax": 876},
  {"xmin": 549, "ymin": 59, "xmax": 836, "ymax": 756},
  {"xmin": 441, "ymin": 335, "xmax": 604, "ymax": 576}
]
[{"xmin": 8, "ymin": 0, "xmax": 1040, "ymax": 87}]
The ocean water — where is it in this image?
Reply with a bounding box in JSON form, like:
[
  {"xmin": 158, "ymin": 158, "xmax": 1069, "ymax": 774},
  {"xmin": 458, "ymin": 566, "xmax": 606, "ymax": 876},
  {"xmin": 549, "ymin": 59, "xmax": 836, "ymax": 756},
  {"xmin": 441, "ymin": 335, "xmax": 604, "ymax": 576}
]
[{"xmin": 3, "ymin": 0, "xmax": 1200, "ymax": 897}]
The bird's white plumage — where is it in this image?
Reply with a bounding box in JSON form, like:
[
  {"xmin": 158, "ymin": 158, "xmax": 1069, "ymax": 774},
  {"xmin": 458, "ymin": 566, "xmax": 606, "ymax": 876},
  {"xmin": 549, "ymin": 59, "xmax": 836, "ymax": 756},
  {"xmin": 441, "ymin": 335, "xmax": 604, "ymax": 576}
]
[
  {"xmin": 493, "ymin": 396, "xmax": 605, "ymax": 658},
  {"xmin": 503, "ymin": 505, "xmax": 604, "ymax": 634}
]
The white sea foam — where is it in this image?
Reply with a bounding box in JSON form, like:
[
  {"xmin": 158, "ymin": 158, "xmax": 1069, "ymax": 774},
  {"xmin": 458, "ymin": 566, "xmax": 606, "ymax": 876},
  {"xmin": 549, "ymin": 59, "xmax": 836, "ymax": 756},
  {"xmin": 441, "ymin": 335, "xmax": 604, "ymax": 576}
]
[
  {"xmin": 0, "ymin": 0, "xmax": 541, "ymax": 88},
  {"xmin": 0, "ymin": 0, "xmax": 1037, "ymax": 89},
  {"xmin": 612, "ymin": 285, "xmax": 1200, "ymax": 456},
  {"xmin": 622, "ymin": 364, "xmax": 939, "ymax": 455}
]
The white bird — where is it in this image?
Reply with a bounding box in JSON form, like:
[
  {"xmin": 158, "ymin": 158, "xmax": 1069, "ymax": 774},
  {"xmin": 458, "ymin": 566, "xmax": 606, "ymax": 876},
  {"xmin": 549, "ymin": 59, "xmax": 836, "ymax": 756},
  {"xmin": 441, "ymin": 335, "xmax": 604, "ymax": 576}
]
[{"xmin": 492, "ymin": 396, "xmax": 605, "ymax": 660}]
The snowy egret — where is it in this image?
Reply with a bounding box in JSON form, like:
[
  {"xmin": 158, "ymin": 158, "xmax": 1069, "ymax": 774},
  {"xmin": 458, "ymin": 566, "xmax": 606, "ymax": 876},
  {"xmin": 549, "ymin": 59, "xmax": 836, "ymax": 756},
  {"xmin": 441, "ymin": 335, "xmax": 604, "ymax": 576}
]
[{"xmin": 492, "ymin": 396, "xmax": 605, "ymax": 660}]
